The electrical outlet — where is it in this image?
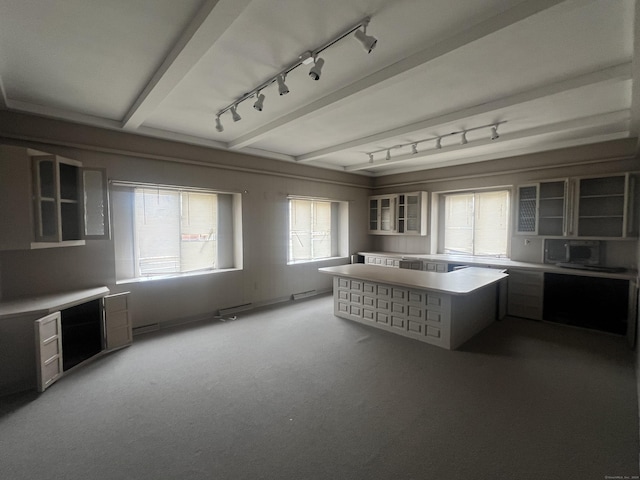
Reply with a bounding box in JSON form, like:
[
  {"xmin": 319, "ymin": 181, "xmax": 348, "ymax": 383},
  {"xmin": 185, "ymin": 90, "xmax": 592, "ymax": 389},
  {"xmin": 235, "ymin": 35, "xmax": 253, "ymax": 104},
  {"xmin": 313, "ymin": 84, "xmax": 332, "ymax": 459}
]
[{"xmin": 524, "ymin": 238, "xmax": 531, "ymax": 246}]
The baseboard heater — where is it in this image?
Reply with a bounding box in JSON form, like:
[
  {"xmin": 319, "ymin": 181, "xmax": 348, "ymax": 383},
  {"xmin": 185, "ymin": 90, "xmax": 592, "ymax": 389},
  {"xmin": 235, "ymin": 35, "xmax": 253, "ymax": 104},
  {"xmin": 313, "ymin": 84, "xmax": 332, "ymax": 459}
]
[
  {"xmin": 218, "ymin": 303, "xmax": 253, "ymax": 317},
  {"xmin": 292, "ymin": 290, "xmax": 317, "ymax": 300},
  {"xmin": 132, "ymin": 323, "xmax": 160, "ymax": 336}
]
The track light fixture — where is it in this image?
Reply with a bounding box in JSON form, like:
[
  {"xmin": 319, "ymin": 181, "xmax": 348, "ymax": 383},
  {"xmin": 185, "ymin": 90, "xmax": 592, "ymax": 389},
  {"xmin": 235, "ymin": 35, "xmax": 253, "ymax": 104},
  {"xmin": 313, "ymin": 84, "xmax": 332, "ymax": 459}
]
[
  {"xmin": 491, "ymin": 124, "xmax": 499, "ymax": 140},
  {"xmin": 354, "ymin": 18, "xmax": 377, "ymax": 53},
  {"xmin": 309, "ymin": 57, "xmax": 325, "ymax": 81},
  {"xmin": 364, "ymin": 121, "xmax": 506, "ymax": 163},
  {"xmin": 214, "ymin": 17, "xmax": 376, "ymax": 131},
  {"xmin": 253, "ymin": 92, "xmax": 265, "ymax": 111},
  {"xmin": 277, "ymin": 74, "xmax": 289, "ymax": 96},
  {"xmin": 231, "ymin": 105, "xmax": 241, "ymax": 122}
]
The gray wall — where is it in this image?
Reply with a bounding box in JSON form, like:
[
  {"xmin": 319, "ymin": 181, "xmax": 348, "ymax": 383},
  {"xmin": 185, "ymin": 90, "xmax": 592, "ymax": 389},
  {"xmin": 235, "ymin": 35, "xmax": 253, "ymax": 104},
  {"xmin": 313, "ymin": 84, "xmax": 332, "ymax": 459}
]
[{"xmin": 0, "ymin": 111, "xmax": 372, "ymax": 328}]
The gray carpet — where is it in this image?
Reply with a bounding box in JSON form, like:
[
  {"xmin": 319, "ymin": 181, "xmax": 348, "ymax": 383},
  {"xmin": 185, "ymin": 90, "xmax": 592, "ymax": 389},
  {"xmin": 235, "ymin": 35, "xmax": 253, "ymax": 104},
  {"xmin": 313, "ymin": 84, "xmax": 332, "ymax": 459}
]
[{"xmin": 0, "ymin": 294, "xmax": 637, "ymax": 480}]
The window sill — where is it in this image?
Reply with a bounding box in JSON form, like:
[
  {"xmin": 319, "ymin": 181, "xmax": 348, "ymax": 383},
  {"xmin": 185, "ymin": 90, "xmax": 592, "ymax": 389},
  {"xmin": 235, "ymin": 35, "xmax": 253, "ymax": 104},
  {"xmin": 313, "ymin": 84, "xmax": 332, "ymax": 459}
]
[
  {"xmin": 116, "ymin": 267, "xmax": 242, "ymax": 285},
  {"xmin": 287, "ymin": 256, "xmax": 349, "ymax": 266}
]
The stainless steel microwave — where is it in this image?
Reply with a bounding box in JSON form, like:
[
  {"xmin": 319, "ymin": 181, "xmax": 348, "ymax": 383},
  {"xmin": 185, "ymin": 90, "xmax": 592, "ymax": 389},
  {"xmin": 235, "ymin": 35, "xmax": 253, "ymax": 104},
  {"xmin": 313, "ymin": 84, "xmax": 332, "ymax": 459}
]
[{"xmin": 544, "ymin": 240, "xmax": 601, "ymax": 265}]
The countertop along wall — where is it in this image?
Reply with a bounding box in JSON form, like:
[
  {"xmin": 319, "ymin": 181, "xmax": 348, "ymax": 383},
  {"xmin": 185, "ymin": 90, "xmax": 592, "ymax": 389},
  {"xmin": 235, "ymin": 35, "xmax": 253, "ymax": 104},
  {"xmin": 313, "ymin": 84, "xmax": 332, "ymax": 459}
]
[
  {"xmin": 0, "ymin": 110, "xmax": 373, "ymax": 329},
  {"xmin": 369, "ymin": 139, "xmax": 639, "ymax": 269}
]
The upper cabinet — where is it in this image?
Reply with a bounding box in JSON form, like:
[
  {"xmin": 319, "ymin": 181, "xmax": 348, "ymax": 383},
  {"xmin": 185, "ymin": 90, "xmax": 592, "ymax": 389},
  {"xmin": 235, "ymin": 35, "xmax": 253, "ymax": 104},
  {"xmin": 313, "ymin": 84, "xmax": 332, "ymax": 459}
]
[
  {"xmin": 369, "ymin": 192, "xmax": 427, "ymax": 235},
  {"xmin": 515, "ymin": 174, "xmax": 636, "ymax": 239},
  {"xmin": 0, "ymin": 145, "xmax": 109, "ymax": 250}
]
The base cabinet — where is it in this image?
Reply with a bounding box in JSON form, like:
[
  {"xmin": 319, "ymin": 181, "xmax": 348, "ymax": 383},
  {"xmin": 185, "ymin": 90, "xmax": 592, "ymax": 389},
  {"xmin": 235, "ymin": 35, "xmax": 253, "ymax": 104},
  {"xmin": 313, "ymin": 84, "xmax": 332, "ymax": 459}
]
[
  {"xmin": 507, "ymin": 269, "xmax": 544, "ymax": 320},
  {"xmin": 1, "ymin": 288, "xmax": 132, "ymax": 395}
]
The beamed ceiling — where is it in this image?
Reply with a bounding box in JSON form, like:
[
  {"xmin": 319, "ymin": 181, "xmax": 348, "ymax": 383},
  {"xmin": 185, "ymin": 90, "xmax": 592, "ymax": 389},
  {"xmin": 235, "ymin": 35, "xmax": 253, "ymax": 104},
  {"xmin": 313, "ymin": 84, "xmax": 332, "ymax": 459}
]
[{"xmin": 0, "ymin": 0, "xmax": 638, "ymax": 176}]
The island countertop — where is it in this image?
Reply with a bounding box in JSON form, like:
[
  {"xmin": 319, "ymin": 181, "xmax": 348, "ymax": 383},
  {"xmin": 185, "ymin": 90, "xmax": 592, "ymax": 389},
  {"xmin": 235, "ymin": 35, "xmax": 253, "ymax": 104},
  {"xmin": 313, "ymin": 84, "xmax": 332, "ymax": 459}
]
[{"xmin": 319, "ymin": 264, "xmax": 507, "ymax": 295}]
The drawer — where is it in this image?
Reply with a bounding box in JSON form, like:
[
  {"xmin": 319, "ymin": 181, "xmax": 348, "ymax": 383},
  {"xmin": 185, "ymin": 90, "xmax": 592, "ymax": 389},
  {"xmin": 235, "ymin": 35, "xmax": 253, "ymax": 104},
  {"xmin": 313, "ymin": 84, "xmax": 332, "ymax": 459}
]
[
  {"xmin": 350, "ymin": 305, "xmax": 362, "ymax": 317},
  {"xmin": 427, "ymin": 294, "xmax": 444, "ymax": 309},
  {"xmin": 436, "ymin": 263, "xmax": 447, "ymax": 273},
  {"xmin": 426, "ymin": 325, "xmax": 441, "ymax": 338},
  {"xmin": 376, "ymin": 312, "xmax": 390, "ymax": 325},
  {"xmin": 338, "ymin": 290, "xmax": 349, "ymax": 301},
  {"xmin": 392, "ymin": 288, "xmax": 408, "ymax": 301},
  {"xmin": 350, "ymin": 293, "xmax": 362, "ymax": 304},
  {"xmin": 426, "ymin": 310, "xmax": 442, "ymax": 323},
  {"xmin": 385, "ymin": 258, "xmax": 395, "ymax": 267},
  {"xmin": 338, "ymin": 278, "xmax": 349, "ymax": 289},
  {"xmin": 363, "ymin": 295, "xmax": 375, "ymax": 307},
  {"xmin": 391, "ymin": 316, "xmax": 406, "ymax": 329},
  {"xmin": 407, "ymin": 305, "xmax": 425, "ymax": 321},
  {"xmin": 391, "ymin": 302, "xmax": 406, "ymax": 315},
  {"xmin": 375, "ymin": 257, "xmax": 383, "ymax": 265},
  {"xmin": 338, "ymin": 301, "xmax": 349, "ymax": 313},
  {"xmin": 407, "ymin": 320, "xmax": 424, "ymax": 334},
  {"xmin": 377, "ymin": 285, "xmax": 391, "ymax": 297},
  {"xmin": 350, "ymin": 280, "xmax": 363, "ymax": 292},
  {"xmin": 376, "ymin": 298, "xmax": 390, "ymax": 311},
  {"xmin": 363, "ymin": 308, "xmax": 375, "ymax": 321},
  {"xmin": 363, "ymin": 282, "xmax": 375, "ymax": 294},
  {"xmin": 408, "ymin": 290, "xmax": 426, "ymax": 304},
  {"xmin": 426, "ymin": 263, "xmax": 436, "ymax": 271}
]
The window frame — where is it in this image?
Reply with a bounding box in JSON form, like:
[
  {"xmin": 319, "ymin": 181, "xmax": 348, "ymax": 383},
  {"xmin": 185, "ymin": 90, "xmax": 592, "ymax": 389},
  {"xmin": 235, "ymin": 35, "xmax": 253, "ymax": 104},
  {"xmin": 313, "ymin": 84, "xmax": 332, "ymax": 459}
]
[
  {"xmin": 287, "ymin": 195, "xmax": 349, "ymax": 265},
  {"xmin": 437, "ymin": 187, "xmax": 511, "ymax": 258},
  {"xmin": 112, "ymin": 181, "xmax": 243, "ymax": 283}
]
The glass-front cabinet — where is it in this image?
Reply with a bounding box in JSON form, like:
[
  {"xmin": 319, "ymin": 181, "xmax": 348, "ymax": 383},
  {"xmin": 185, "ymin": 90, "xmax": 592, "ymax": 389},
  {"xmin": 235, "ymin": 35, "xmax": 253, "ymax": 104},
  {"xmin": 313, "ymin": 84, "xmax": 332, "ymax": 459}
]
[
  {"xmin": 0, "ymin": 145, "xmax": 109, "ymax": 250},
  {"xmin": 368, "ymin": 192, "xmax": 427, "ymax": 235},
  {"xmin": 515, "ymin": 174, "xmax": 637, "ymax": 239}
]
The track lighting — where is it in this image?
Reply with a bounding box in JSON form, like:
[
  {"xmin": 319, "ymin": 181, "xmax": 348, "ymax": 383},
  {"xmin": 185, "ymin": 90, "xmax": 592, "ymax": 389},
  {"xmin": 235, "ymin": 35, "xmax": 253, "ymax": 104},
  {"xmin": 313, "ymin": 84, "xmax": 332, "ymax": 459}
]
[
  {"xmin": 214, "ymin": 17, "xmax": 377, "ymax": 132},
  {"xmin": 309, "ymin": 57, "xmax": 325, "ymax": 81},
  {"xmin": 491, "ymin": 125, "xmax": 499, "ymax": 140},
  {"xmin": 231, "ymin": 105, "xmax": 241, "ymax": 122},
  {"xmin": 354, "ymin": 18, "xmax": 377, "ymax": 53},
  {"xmin": 253, "ymin": 92, "xmax": 265, "ymax": 111},
  {"xmin": 363, "ymin": 121, "xmax": 507, "ymax": 163},
  {"xmin": 277, "ymin": 74, "xmax": 289, "ymax": 95}
]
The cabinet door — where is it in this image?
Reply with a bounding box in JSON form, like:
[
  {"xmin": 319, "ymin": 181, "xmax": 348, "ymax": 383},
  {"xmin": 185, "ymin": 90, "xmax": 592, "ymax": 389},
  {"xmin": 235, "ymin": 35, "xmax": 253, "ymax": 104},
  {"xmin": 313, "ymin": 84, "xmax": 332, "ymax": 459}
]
[
  {"xmin": 537, "ymin": 180, "xmax": 567, "ymax": 236},
  {"xmin": 576, "ymin": 175, "xmax": 628, "ymax": 237},
  {"xmin": 515, "ymin": 185, "xmax": 538, "ymax": 234},
  {"xmin": 81, "ymin": 168, "xmax": 110, "ymax": 240},
  {"xmin": 103, "ymin": 292, "xmax": 132, "ymax": 351},
  {"xmin": 396, "ymin": 192, "xmax": 427, "ymax": 235},
  {"xmin": 368, "ymin": 195, "xmax": 397, "ymax": 234},
  {"xmin": 34, "ymin": 312, "xmax": 63, "ymax": 392},
  {"xmin": 32, "ymin": 156, "xmax": 60, "ymax": 242}
]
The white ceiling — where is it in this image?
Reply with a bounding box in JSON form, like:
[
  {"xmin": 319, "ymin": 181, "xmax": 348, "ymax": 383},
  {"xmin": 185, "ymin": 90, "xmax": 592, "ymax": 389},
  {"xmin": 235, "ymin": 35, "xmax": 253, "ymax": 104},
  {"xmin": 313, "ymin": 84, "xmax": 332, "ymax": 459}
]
[{"xmin": 0, "ymin": 0, "xmax": 638, "ymax": 176}]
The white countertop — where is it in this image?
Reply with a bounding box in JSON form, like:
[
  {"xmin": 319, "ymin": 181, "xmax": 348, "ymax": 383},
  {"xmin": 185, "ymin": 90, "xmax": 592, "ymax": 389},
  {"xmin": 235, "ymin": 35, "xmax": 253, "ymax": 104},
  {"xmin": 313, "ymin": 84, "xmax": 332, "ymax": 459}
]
[
  {"xmin": 0, "ymin": 286, "xmax": 110, "ymax": 320},
  {"xmin": 319, "ymin": 264, "xmax": 508, "ymax": 295},
  {"xmin": 359, "ymin": 252, "xmax": 637, "ymax": 280}
]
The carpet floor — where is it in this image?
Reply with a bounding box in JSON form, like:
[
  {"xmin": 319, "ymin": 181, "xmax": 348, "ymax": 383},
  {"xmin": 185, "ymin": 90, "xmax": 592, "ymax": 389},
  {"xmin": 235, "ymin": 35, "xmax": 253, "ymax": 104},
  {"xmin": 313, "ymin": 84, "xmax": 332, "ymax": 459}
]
[{"xmin": 0, "ymin": 294, "xmax": 638, "ymax": 480}]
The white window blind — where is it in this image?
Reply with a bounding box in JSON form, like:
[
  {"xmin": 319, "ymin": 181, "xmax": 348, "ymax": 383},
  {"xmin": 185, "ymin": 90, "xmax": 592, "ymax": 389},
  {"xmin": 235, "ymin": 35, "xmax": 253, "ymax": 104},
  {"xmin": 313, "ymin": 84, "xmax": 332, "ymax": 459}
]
[
  {"xmin": 289, "ymin": 198, "xmax": 332, "ymax": 262},
  {"xmin": 443, "ymin": 190, "xmax": 509, "ymax": 256}
]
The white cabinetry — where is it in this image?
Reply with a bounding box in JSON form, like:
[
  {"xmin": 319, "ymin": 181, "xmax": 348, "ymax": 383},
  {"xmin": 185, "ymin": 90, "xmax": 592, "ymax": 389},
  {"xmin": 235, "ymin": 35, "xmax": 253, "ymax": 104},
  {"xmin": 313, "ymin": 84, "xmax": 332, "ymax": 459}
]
[
  {"xmin": 368, "ymin": 192, "xmax": 427, "ymax": 235},
  {"xmin": 425, "ymin": 261, "xmax": 447, "ymax": 273},
  {"xmin": 0, "ymin": 288, "xmax": 132, "ymax": 395},
  {"xmin": 0, "ymin": 145, "xmax": 109, "ymax": 250},
  {"xmin": 515, "ymin": 174, "xmax": 636, "ymax": 238}
]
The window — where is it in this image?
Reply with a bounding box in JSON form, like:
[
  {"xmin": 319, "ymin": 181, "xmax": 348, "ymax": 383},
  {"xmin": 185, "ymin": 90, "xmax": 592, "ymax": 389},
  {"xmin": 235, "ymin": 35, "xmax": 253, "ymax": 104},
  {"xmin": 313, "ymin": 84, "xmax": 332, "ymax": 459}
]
[
  {"xmin": 112, "ymin": 184, "xmax": 242, "ymax": 281},
  {"xmin": 440, "ymin": 189, "xmax": 510, "ymax": 257},
  {"xmin": 288, "ymin": 197, "xmax": 348, "ymax": 263}
]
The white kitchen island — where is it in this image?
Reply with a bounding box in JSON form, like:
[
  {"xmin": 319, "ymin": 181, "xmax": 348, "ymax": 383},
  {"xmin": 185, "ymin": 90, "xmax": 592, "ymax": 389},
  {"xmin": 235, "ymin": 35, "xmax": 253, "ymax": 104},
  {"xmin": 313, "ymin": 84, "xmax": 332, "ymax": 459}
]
[{"xmin": 319, "ymin": 264, "xmax": 508, "ymax": 350}]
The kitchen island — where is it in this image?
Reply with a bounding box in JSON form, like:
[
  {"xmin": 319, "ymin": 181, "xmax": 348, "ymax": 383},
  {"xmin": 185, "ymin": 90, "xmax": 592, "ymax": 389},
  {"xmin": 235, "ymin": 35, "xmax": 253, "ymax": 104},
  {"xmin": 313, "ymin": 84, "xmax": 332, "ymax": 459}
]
[{"xmin": 319, "ymin": 264, "xmax": 508, "ymax": 350}]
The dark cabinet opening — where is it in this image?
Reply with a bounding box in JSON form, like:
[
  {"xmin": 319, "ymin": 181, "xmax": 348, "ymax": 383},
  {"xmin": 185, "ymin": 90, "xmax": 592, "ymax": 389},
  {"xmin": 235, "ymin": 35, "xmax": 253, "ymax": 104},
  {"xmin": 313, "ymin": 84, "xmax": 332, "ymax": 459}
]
[
  {"xmin": 61, "ymin": 299, "xmax": 103, "ymax": 371},
  {"xmin": 543, "ymin": 273, "xmax": 628, "ymax": 335}
]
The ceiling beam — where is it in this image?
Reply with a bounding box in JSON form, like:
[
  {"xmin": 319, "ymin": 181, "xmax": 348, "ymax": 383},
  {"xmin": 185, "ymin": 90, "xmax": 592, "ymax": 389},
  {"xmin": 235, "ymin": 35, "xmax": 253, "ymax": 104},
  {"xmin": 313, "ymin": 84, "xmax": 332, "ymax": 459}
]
[
  {"xmin": 297, "ymin": 62, "xmax": 631, "ymax": 162},
  {"xmin": 629, "ymin": 0, "xmax": 640, "ymax": 154},
  {"xmin": 344, "ymin": 110, "xmax": 630, "ymax": 171},
  {"xmin": 227, "ymin": 0, "xmax": 568, "ymax": 150},
  {"xmin": 121, "ymin": 0, "xmax": 252, "ymax": 131}
]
